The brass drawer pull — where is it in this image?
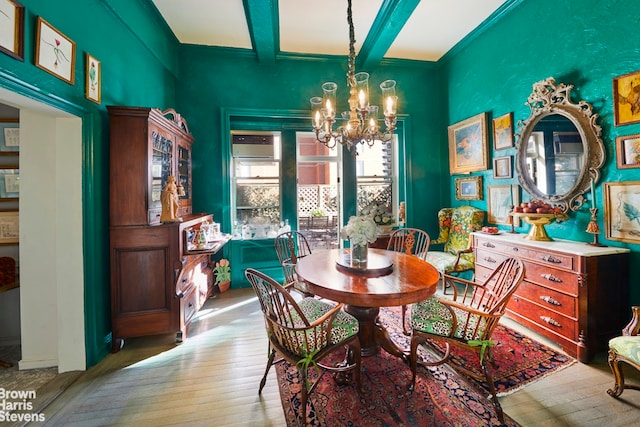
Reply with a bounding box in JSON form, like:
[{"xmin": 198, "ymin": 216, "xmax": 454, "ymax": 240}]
[
  {"xmin": 541, "ymin": 255, "xmax": 562, "ymax": 264},
  {"xmin": 541, "ymin": 273, "xmax": 562, "ymax": 283},
  {"xmin": 484, "ymin": 256, "xmax": 497, "ymax": 263},
  {"xmin": 482, "ymin": 242, "xmax": 495, "ymax": 248},
  {"xmin": 540, "ymin": 316, "xmax": 561, "ymax": 327},
  {"xmin": 540, "ymin": 295, "xmax": 561, "ymax": 306}
]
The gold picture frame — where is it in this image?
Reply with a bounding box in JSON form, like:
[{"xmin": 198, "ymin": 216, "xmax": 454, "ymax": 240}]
[
  {"xmin": 455, "ymin": 175, "xmax": 482, "ymax": 201},
  {"xmin": 0, "ymin": 210, "xmax": 18, "ymax": 244},
  {"xmin": 615, "ymin": 133, "xmax": 640, "ymax": 169},
  {"xmin": 493, "ymin": 155, "xmax": 512, "ymax": 179},
  {"xmin": 35, "ymin": 17, "xmax": 76, "ymax": 84},
  {"xmin": 0, "ymin": 0, "xmax": 24, "ymax": 61},
  {"xmin": 613, "ymin": 70, "xmax": 640, "ymax": 126},
  {"xmin": 448, "ymin": 112, "xmax": 488, "ymax": 174},
  {"xmin": 487, "ymin": 184, "xmax": 520, "ymax": 225},
  {"xmin": 604, "ymin": 181, "xmax": 640, "ymax": 243},
  {"xmin": 493, "ymin": 112, "xmax": 514, "ymax": 150},
  {"xmin": 85, "ymin": 53, "xmax": 101, "ymax": 104}
]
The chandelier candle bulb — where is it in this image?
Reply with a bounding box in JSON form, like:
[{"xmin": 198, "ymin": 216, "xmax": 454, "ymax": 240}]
[{"xmin": 359, "ymin": 90, "xmax": 366, "ymax": 109}]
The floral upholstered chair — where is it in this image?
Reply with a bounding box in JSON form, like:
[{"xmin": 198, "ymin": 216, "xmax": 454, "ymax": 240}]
[
  {"xmin": 425, "ymin": 206, "xmax": 485, "ymax": 289},
  {"xmin": 607, "ymin": 306, "xmax": 640, "ymax": 398}
]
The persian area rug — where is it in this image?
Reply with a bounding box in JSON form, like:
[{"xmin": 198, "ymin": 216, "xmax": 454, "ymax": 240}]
[{"xmin": 275, "ymin": 306, "xmax": 575, "ymax": 426}]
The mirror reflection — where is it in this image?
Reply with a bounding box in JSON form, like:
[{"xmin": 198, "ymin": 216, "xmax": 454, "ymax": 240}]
[{"xmin": 525, "ymin": 115, "xmax": 583, "ymax": 196}]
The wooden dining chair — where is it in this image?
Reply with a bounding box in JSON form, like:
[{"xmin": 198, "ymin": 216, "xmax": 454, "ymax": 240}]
[
  {"xmin": 245, "ymin": 268, "xmax": 361, "ymax": 426},
  {"xmin": 386, "ymin": 228, "xmax": 431, "ymax": 334},
  {"xmin": 408, "ymin": 257, "xmax": 524, "ymax": 424},
  {"xmin": 274, "ymin": 231, "xmax": 313, "ymax": 296}
]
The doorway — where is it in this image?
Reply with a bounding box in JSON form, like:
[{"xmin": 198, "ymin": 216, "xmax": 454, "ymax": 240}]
[{"xmin": 296, "ymin": 132, "xmax": 341, "ymax": 251}]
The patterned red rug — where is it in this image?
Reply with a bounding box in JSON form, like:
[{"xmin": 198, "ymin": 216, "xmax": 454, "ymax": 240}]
[{"xmin": 276, "ymin": 306, "xmax": 575, "ymax": 426}]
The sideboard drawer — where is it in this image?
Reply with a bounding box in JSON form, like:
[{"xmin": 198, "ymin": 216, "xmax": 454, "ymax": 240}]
[
  {"xmin": 515, "ymin": 280, "xmax": 577, "ymax": 318},
  {"xmin": 523, "ymin": 260, "xmax": 579, "ymax": 295},
  {"xmin": 475, "ymin": 249, "xmax": 509, "ymax": 269},
  {"xmin": 509, "ymin": 294, "xmax": 578, "ymax": 342}
]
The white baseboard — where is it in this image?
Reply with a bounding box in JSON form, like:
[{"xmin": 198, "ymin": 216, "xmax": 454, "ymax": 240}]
[{"xmin": 18, "ymin": 358, "xmax": 58, "ymax": 370}]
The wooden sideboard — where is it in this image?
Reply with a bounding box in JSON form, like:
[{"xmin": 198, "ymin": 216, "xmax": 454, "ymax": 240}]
[{"xmin": 473, "ymin": 232, "xmax": 629, "ymax": 363}]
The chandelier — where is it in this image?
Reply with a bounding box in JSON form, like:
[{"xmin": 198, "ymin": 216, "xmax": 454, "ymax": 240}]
[{"xmin": 310, "ymin": 0, "xmax": 398, "ymax": 150}]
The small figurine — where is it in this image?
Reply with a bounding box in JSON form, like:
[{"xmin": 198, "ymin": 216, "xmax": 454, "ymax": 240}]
[{"xmin": 160, "ymin": 175, "xmax": 181, "ymax": 223}]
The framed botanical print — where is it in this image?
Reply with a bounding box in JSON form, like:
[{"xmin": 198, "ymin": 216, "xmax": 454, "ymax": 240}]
[
  {"xmin": 487, "ymin": 184, "xmax": 520, "ymax": 225},
  {"xmin": 448, "ymin": 112, "xmax": 488, "ymax": 174},
  {"xmin": 604, "ymin": 181, "xmax": 640, "ymax": 243},
  {"xmin": 85, "ymin": 53, "xmax": 101, "ymax": 103},
  {"xmin": 492, "ymin": 112, "xmax": 514, "ymax": 150},
  {"xmin": 0, "ymin": 0, "xmax": 24, "ymax": 61},
  {"xmin": 455, "ymin": 175, "xmax": 482, "ymax": 201},
  {"xmin": 0, "ymin": 119, "xmax": 19, "ymax": 153},
  {"xmin": 35, "ymin": 17, "xmax": 76, "ymax": 84},
  {"xmin": 613, "ymin": 70, "xmax": 640, "ymax": 126},
  {"xmin": 0, "ymin": 210, "xmax": 18, "ymax": 244}
]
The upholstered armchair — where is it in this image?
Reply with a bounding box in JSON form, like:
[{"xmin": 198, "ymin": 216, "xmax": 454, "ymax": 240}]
[
  {"xmin": 425, "ymin": 206, "xmax": 485, "ymax": 286},
  {"xmin": 607, "ymin": 306, "xmax": 640, "ymax": 398}
]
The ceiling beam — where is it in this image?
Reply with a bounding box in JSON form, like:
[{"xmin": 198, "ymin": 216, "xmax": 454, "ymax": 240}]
[
  {"xmin": 243, "ymin": 0, "xmax": 278, "ymax": 63},
  {"xmin": 358, "ymin": 0, "xmax": 420, "ymax": 70}
]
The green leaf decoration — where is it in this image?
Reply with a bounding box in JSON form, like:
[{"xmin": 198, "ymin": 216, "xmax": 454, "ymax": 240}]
[
  {"xmin": 468, "ymin": 339, "xmax": 495, "ymax": 364},
  {"xmin": 296, "ymin": 348, "xmax": 321, "ymax": 391}
]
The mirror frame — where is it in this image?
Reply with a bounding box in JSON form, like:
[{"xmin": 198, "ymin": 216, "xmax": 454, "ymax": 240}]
[{"xmin": 515, "ymin": 77, "xmax": 605, "ymax": 212}]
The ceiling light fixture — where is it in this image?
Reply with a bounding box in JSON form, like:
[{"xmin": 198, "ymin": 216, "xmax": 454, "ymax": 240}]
[{"xmin": 310, "ymin": 0, "xmax": 398, "ymax": 150}]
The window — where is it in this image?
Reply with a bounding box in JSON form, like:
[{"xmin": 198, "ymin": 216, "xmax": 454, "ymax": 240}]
[
  {"xmin": 356, "ymin": 137, "xmax": 397, "ymax": 226},
  {"xmin": 231, "ymin": 132, "xmax": 281, "ymax": 230}
]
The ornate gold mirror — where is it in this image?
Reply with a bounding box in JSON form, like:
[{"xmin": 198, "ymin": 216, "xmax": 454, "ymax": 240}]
[{"xmin": 515, "ymin": 77, "xmax": 605, "ymax": 213}]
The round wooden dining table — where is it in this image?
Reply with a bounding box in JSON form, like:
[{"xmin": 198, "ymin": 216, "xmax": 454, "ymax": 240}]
[{"xmin": 296, "ymin": 248, "xmax": 439, "ymax": 359}]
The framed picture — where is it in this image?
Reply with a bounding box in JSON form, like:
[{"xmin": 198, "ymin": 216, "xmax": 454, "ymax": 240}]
[
  {"xmin": 487, "ymin": 184, "xmax": 520, "ymax": 225},
  {"xmin": 0, "ymin": 210, "xmax": 18, "ymax": 244},
  {"xmin": 455, "ymin": 175, "xmax": 482, "ymax": 201},
  {"xmin": 493, "ymin": 155, "xmax": 512, "ymax": 179},
  {"xmin": 0, "ymin": 0, "xmax": 24, "ymax": 61},
  {"xmin": 493, "ymin": 112, "xmax": 514, "ymax": 150},
  {"xmin": 448, "ymin": 112, "xmax": 488, "ymax": 174},
  {"xmin": 85, "ymin": 53, "xmax": 101, "ymax": 104},
  {"xmin": 35, "ymin": 17, "xmax": 76, "ymax": 84},
  {"xmin": 603, "ymin": 181, "xmax": 640, "ymax": 243},
  {"xmin": 0, "ymin": 119, "xmax": 19, "ymax": 153},
  {"xmin": 615, "ymin": 133, "xmax": 640, "ymax": 169},
  {"xmin": 0, "ymin": 167, "xmax": 18, "ymax": 198},
  {"xmin": 613, "ymin": 70, "xmax": 640, "ymax": 126}
]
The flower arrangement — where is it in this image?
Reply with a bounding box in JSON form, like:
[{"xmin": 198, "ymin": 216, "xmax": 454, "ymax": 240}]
[
  {"xmin": 361, "ymin": 203, "xmax": 395, "ymax": 226},
  {"xmin": 214, "ymin": 258, "xmax": 231, "ymax": 284},
  {"xmin": 340, "ymin": 216, "xmax": 377, "ymax": 246}
]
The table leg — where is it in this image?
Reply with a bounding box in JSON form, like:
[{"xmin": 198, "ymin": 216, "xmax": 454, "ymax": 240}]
[{"xmin": 345, "ymin": 305, "xmax": 407, "ymax": 361}]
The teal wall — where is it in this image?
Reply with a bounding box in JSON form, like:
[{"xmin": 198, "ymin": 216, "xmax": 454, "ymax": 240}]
[
  {"xmin": 176, "ymin": 48, "xmax": 444, "ymax": 236},
  {"xmin": 0, "ymin": 0, "xmax": 181, "ymax": 367},
  {"xmin": 441, "ymin": 0, "xmax": 640, "ymax": 304}
]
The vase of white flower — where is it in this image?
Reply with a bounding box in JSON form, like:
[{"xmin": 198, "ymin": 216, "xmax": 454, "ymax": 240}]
[{"xmin": 341, "ymin": 216, "xmax": 377, "ymax": 268}]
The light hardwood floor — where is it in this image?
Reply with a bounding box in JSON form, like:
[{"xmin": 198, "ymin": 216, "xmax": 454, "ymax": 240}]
[{"xmin": 16, "ymin": 288, "xmax": 640, "ymax": 427}]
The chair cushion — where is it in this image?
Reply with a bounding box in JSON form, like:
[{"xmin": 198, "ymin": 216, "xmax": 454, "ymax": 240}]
[
  {"xmin": 609, "ymin": 336, "xmax": 640, "ymax": 364},
  {"xmin": 410, "ymin": 296, "xmax": 487, "ymax": 341},
  {"xmin": 297, "ymin": 297, "xmax": 359, "ymax": 344},
  {"xmin": 425, "ymin": 251, "xmax": 475, "ymax": 274}
]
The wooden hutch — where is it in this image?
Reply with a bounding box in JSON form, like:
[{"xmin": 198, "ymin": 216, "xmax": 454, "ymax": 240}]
[{"xmin": 108, "ymin": 106, "xmax": 225, "ymax": 351}]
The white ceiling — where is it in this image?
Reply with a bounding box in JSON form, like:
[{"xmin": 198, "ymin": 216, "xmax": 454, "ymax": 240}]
[{"xmin": 152, "ymin": 0, "xmax": 508, "ymax": 62}]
